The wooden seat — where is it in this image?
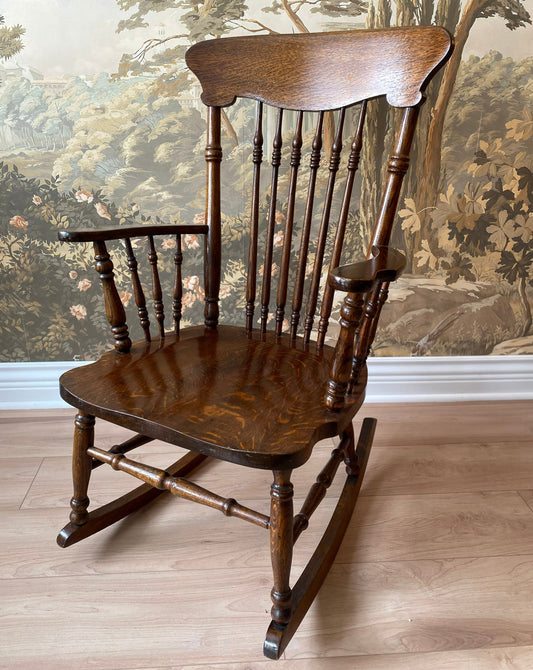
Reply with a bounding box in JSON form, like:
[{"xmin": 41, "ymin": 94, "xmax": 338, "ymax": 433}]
[
  {"xmin": 60, "ymin": 325, "xmax": 367, "ymax": 469},
  {"xmin": 55, "ymin": 26, "xmax": 452, "ymax": 659}
]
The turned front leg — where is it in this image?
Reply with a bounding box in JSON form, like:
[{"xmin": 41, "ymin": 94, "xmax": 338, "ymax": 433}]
[
  {"xmin": 269, "ymin": 470, "xmax": 294, "ymax": 626},
  {"xmin": 69, "ymin": 413, "xmax": 95, "ymax": 526}
]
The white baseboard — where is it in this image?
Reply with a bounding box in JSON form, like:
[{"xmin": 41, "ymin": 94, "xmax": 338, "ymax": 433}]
[{"xmin": 0, "ymin": 356, "xmax": 532, "ymax": 410}]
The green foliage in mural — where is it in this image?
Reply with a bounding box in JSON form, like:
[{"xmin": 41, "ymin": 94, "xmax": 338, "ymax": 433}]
[
  {"xmin": 0, "ymin": 14, "xmax": 25, "ymax": 63},
  {"xmin": 1, "ymin": 2, "xmax": 532, "ymax": 361}
]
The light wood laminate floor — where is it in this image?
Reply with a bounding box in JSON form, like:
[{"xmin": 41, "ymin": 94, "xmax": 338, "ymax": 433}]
[{"xmin": 1, "ymin": 401, "xmax": 533, "ymax": 669}]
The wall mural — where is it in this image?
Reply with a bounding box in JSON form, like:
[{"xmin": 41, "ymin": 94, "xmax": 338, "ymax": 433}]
[{"xmin": 0, "ymin": 0, "xmax": 532, "ymax": 362}]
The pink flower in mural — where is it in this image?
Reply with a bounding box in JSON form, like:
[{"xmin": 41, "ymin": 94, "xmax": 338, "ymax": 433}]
[
  {"xmin": 275, "ymin": 211, "xmax": 285, "ymax": 225},
  {"xmin": 259, "ymin": 262, "xmax": 278, "ymax": 277},
  {"xmin": 219, "ymin": 284, "xmax": 232, "ymax": 299},
  {"xmin": 95, "ymin": 202, "xmax": 111, "ymax": 220},
  {"xmin": 132, "ymin": 203, "xmax": 140, "ymax": 213},
  {"xmin": 196, "ymin": 285, "xmax": 205, "ymax": 300},
  {"xmin": 77, "ymin": 278, "xmax": 92, "ymax": 292},
  {"xmin": 69, "ymin": 271, "xmax": 78, "ymax": 280},
  {"xmin": 75, "ymin": 189, "xmax": 94, "ymax": 203},
  {"xmin": 70, "ymin": 304, "xmax": 87, "ymax": 320},
  {"xmin": 161, "ymin": 238, "xmax": 177, "ymax": 250},
  {"xmin": 119, "ymin": 290, "xmax": 132, "ymax": 307},
  {"xmin": 32, "ymin": 195, "xmax": 42, "ymax": 205},
  {"xmin": 182, "ymin": 291, "xmax": 197, "ymax": 308},
  {"xmin": 184, "ymin": 275, "xmax": 201, "ymax": 291},
  {"xmin": 183, "ymin": 234, "xmax": 200, "ymax": 250},
  {"xmin": 9, "ymin": 215, "xmax": 28, "ymax": 230},
  {"xmin": 282, "ymin": 318, "xmax": 289, "ymax": 333},
  {"xmin": 193, "ymin": 212, "xmax": 205, "ymax": 225},
  {"xmin": 273, "ymin": 231, "xmax": 284, "ymax": 247}
]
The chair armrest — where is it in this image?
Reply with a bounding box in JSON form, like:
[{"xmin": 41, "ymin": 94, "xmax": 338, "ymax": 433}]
[
  {"xmin": 328, "ymin": 245, "xmax": 406, "ymax": 293},
  {"xmin": 58, "ymin": 223, "xmax": 209, "ymax": 243}
]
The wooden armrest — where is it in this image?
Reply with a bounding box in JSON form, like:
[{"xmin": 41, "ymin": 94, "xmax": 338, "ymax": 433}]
[
  {"xmin": 328, "ymin": 245, "xmax": 406, "ymax": 293},
  {"xmin": 58, "ymin": 223, "xmax": 209, "ymax": 243}
]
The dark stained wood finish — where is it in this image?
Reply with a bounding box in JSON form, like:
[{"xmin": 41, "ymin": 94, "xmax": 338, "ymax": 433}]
[
  {"xmin": 172, "ymin": 233, "xmax": 183, "ymax": 334},
  {"xmin": 148, "ymin": 235, "xmax": 165, "ymax": 338},
  {"xmin": 204, "ymin": 105, "xmax": 222, "ymax": 329},
  {"xmin": 125, "ymin": 238, "xmax": 151, "ymax": 342},
  {"xmin": 290, "ymin": 111, "xmax": 324, "ymax": 339},
  {"xmin": 68, "ymin": 413, "xmax": 94, "ymax": 526},
  {"xmin": 304, "ymin": 107, "xmax": 346, "ymax": 344},
  {"xmin": 59, "ymin": 326, "xmax": 367, "ymax": 470},
  {"xmin": 245, "ymin": 101, "xmax": 264, "ymax": 333},
  {"xmin": 57, "ymin": 450, "xmax": 208, "ymax": 548},
  {"xmin": 264, "ymin": 417, "xmax": 376, "ymax": 659},
  {"xmin": 58, "ymin": 223, "xmax": 207, "ymax": 243},
  {"xmin": 186, "ymin": 27, "xmax": 451, "ymax": 110},
  {"xmin": 93, "ymin": 241, "xmax": 132, "ymax": 354},
  {"xmin": 269, "ymin": 470, "xmax": 294, "ymax": 626},
  {"xmin": 328, "ymin": 245, "xmax": 406, "ymax": 294},
  {"xmin": 87, "ymin": 445, "xmax": 270, "ymax": 529},
  {"xmin": 317, "ymin": 101, "xmax": 367, "ymax": 347},
  {"xmin": 54, "ymin": 26, "xmax": 453, "ymax": 660},
  {"xmin": 261, "ymin": 108, "xmax": 284, "ymax": 333}
]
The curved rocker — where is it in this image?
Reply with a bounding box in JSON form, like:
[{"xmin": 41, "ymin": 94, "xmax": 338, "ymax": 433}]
[{"xmin": 264, "ymin": 418, "xmax": 376, "ymax": 659}]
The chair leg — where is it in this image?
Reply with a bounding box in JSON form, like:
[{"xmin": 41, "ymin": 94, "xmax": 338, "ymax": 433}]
[
  {"xmin": 268, "ymin": 470, "xmax": 294, "ymax": 628},
  {"xmin": 69, "ymin": 412, "xmax": 95, "ymax": 526},
  {"xmin": 264, "ymin": 418, "xmax": 376, "ymax": 659}
]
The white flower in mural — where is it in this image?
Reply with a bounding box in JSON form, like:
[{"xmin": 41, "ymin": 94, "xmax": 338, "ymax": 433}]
[
  {"xmin": 183, "ymin": 275, "xmax": 200, "ymax": 291},
  {"xmin": 9, "ymin": 215, "xmax": 28, "ymax": 230},
  {"xmin": 32, "ymin": 195, "xmax": 42, "ymax": 205},
  {"xmin": 183, "ymin": 234, "xmax": 200, "ymax": 250},
  {"xmin": 77, "ymin": 278, "xmax": 92, "ymax": 291},
  {"xmin": 94, "ymin": 202, "xmax": 111, "ymax": 220},
  {"xmin": 70, "ymin": 304, "xmax": 87, "ymax": 320},
  {"xmin": 69, "ymin": 271, "xmax": 78, "ymax": 280},
  {"xmin": 75, "ymin": 189, "xmax": 93, "ymax": 203},
  {"xmin": 273, "ymin": 231, "xmax": 284, "ymax": 247}
]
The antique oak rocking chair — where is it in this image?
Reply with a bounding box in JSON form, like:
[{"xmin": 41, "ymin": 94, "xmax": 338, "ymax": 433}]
[{"xmin": 56, "ymin": 27, "xmax": 452, "ymax": 658}]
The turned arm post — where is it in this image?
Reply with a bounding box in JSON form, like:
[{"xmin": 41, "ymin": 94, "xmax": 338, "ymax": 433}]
[
  {"xmin": 324, "ymin": 292, "xmax": 365, "ymax": 410},
  {"xmin": 93, "ymin": 240, "xmax": 132, "ymax": 353}
]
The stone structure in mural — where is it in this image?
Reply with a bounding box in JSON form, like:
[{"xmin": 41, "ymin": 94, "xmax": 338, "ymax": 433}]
[{"xmin": 0, "ymin": 1, "xmax": 531, "ymax": 361}]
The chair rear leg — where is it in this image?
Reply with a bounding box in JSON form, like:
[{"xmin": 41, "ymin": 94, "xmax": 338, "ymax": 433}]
[
  {"xmin": 69, "ymin": 412, "xmax": 95, "ymax": 526},
  {"xmin": 268, "ymin": 470, "xmax": 294, "ymax": 633}
]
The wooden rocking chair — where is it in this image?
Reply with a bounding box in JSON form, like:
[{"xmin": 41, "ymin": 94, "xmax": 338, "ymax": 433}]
[{"xmin": 56, "ymin": 27, "xmax": 452, "ymax": 659}]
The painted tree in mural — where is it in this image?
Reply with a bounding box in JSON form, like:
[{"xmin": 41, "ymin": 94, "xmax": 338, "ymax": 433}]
[
  {"xmin": 0, "ymin": 14, "xmax": 25, "ymax": 62},
  {"xmin": 362, "ymin": 0, "xmax": 531, "ymax": 264},
  {"xmin": 114, "ymin": 0, "xmax": 367, "ymax": 146}
]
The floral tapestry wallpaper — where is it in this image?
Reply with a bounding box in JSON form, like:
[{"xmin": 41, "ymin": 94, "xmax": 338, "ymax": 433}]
[{"xmin": 0, "ymin": 0, "xmax": 532, "ymax": 362}]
